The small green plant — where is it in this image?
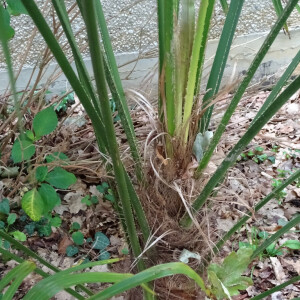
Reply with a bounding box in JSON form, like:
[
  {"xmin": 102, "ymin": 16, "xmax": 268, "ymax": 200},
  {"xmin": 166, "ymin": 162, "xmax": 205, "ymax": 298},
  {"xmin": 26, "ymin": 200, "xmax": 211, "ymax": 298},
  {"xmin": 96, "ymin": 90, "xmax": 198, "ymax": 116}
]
[
  {"xmin": 239, "ymin": 226, "xmax": 300, "ymax": 258},
  {"xmin": 0, "ymin": 198, "xmax": 26, "ymax": 242},
  {"xmin": 9, "ymin": 106, "xmax": 76, "ymax": 222},
  {"xmin": 238, "ymin": 146, "xmax": 275, "ymax": 164},
  {"xmin": 96, "ymin": 182, "xmax": 115, "ymax": 203},
  {"xmin": 21, "ymin": 164, "xmax": 76, "ymax": 222},
  {"xmin": 81, "ymin": 195, "xmax": 99, "ymax": 207},
  {"xmin": 67, "ymin": 225, "xmax": 111, "ymax": 261},
  {"xmin": 11, "ymin": 106, "xmax": 58, "ymax": 163},
  {"xmin": 271, "ymin": 178, "xmax": 287, "ymax": 203},
  {"xmin": 54, "ymin": 92, "xmax": 75, "ymax": 113}
]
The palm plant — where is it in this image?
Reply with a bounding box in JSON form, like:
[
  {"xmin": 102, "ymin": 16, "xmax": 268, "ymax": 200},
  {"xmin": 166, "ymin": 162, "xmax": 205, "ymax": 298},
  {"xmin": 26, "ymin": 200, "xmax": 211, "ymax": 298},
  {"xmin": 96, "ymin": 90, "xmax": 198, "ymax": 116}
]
[{"xmin": 1, "ymin": 0, "xmax": 300, "ymax": 299}]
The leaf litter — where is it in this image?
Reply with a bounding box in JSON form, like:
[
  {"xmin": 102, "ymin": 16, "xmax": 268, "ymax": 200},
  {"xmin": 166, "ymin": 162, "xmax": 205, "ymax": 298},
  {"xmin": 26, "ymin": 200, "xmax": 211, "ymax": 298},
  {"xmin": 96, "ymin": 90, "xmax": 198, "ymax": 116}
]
[{"xmin": 0, "ymin": 85, "xmax": 300, "ymax": 298}]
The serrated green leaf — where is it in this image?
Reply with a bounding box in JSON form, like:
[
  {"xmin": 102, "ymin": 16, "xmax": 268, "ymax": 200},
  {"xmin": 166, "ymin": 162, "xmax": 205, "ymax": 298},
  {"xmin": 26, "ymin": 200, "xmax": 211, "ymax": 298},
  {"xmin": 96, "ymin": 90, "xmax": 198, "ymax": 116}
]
[
  {"xmin": 45, "ymin": 152, "xmax": 69, "ymax": 163},
  {"xmin": 7, "ymin": 213, "xmax": 17, "ymax": 225},
  {"xmin": 25, "ymin": 130, "xmax": 35, "ymax": 141},
  {"xmin": 35, "ymin": 166, "xmax": 48, "ymax": 182},
  {"xmin": 66, "ymin": 245, "xmax": 78, "ymax": 257},
  {"xmin": 208, "ymin": 248, "xmax": 253, "ymax": 299},
  {"xmin": 281, "ymin": 240, "xmax": 300, "ymax": 250},
  {"xmin": 33, "ymin": 107, "xmax": 58, "ymax": 138},
  {"xmin": 93, "ymin": 232, "xmax": 110, "ymax": 250},
  {"xmin": 0, "ymin": 6, "xmax": 15, "ymax": 41},
  {"xmin": 6, "ymin": 0, "xmax": 28, "ymax": 15},
  {"xmin": 11, "ymin": 231, "xmax": 26, "ymax": 241},
  {"xmin": 38, "ymin": 183, "xmax": 61, "ymax": 213},
  {"xmin": 72, "ymin": 231, "xmax": 84, "ymax": 245},
  {"xmin": 45, "ymin": 167, "xmax": 76, "ymax": 189},
  {"xmin": 11, "ymin": 137, "xmax": 35, "ymax": 163},
  {"xmin": 21, "ymin": 189, "xmax": 44, "ymax": 221},
  {"xmin": 0, "ymin": 198, "xmax": 10, "ymax": 215}
]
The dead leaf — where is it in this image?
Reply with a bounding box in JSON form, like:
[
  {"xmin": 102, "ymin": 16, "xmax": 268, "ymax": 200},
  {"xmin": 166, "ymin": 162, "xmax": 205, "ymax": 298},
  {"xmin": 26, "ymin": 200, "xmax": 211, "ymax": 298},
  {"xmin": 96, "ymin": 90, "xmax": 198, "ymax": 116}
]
[
  {"xmin": 270, "ymin": 257, "xmax": 287, "ymax": 283},
  {"xmin": 58, "ymin": 236, "xmax": 73, "ymax": 254}
]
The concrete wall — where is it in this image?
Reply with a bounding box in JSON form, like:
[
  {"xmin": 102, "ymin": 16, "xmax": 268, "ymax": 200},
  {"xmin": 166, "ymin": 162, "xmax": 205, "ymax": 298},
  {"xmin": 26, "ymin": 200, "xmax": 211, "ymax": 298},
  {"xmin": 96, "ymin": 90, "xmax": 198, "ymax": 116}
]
[{"xmin": 0, "ymin": 0, "xmax": 299, "ymax": 93}]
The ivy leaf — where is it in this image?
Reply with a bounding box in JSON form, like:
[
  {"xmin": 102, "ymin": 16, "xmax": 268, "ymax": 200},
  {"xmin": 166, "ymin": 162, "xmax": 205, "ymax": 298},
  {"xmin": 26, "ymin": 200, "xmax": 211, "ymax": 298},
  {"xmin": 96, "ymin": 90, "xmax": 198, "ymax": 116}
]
[
  {"xmin": 33, "ymin": 107, "xmax": 58, "ymax": 138},
  {"xmin": 0, "ymin": 6, "xmax": 15, "ymax": 41},
  {"xmin": 45, "ymin": 167, "xmax": 76, "ymax": 189},
  {"xmin": 92, "ymin": 232, "xmax": 110, "ymax": 250},
  {"xmin": 11, "ymin": 231, "xmax": 26, "ymax": 241},
  {"xmin": 21, "ymin": 189, "xmax": 44, "ymax": 221},
  {"xmin": 38, "ymin": 183, "xmax": 61, "ymax": 213},
  {"xmin": 281, "ymin": 240, "xmax": 300, "ymax": 250},
  {"xmin": 66, "ymin": 245, "xmax": 78, "ymax": 257},
  {"xmin": 7, "ymin": 213, "xmax": 17, "ymax": 225},
  {"xmin": 208, "ymin": 248, "xmax": 253, "ymax": 299},
  {"xmin": 11, "ymin": 137, "xmax": 35, "ymax": 163},
  {"xmin": 98, "ymin": 250, "xmax": 110, "ymax": 261},
  {"xmin": 6, "ymin": 0, "xmax": 28, "ymax": 15},
  {"xmin": 72, "ymin": 231, "xmax": 84, "ymax": 245},
  {"xmin": 0, "ymin": 198, "xmax": 10, "ymax": 215},
  {"xmin": 35, "ymin": 166, "xmax": 48, "ymax": 182}
]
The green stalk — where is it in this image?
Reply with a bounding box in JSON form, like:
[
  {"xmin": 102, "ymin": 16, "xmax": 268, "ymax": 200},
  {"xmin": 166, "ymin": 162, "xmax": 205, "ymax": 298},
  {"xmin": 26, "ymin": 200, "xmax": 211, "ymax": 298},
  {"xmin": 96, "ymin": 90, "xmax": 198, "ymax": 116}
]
[
  {"xmin": 0, "ymin": 247, "xmax": 85, "ymax": 299},
  {"xmin": 90, "ymin": 262, "xmax": 210, "ymax": 300},
  {"xmin": 79, "ymin": 0, "xmax": 150, "ymax": 290},
  {"xmin": 212, "ymin": 169, "xmax": 300, "ymax": 256},
  {"xmin": 199, "ymin": 0, "xmax": 245, "ymax": 134},
  {"xmin": 163, "ymin": 0, "xmax": 176, "ymax": 136},
  {"xmin": 0, "ymin": 6, "xmax": 22, "ymax": 133},
  {"xmin": 51, "ymin": 0, "xmax": 107, "ymax": 155},
  {"xmin": 296, "ymin": 4, "xmax": 300, "ymax": 13},
  {"xmin": 0, "ymin": 261, "xmax": 36, "ymax": 299},
  {"xmin": 196, "ymin": 0, "xmax": 299, "ymax": 175},
  {"xmin": 124, "ymin": 170, "xmax": 151, "ymax": 242},
  {"xmin": 0, "ymin": 230, "xmax": 92, "ymax": 297},
  {"xmin": 23, "ymin": 273, "xmax": 134, "ymax": 300},
  {"xmin": 174, "ymin": 0, "xmax": 195, "ymax": 132},
  {"xmin": 181, "ymin": 75, "xmax": 300, "ymax": 228},
  {"xmin": 252, "ymin": 50, "xmax": 300, "ymax": 123},
  {"xmin": 272, "ymin": 0, "xmax": 289, "ymax": 35},
  {"xmin": 251, "ymin": 275, "xmax": 300, "ymax": 300},
  {"xmin": 20, "ymin": 0, "xmax": 107, "ymax": 154},
  {"xmin": 94, "ymin": 0, "xmax": 144, "ymax": 182},
  {"xmin": 252, "ymin": 214, "xmax": 300, "ymax": 258},
  {"xmin": 219, "ymin": 0, "xmax": 229, "ymax": 14},
  {"xmin": 51, "ymin": 0, "xmax": 102, "ymax": 118},
  {"xmin": 182, "ymin": 0, "xmax": 215, "ymax": 142}
]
